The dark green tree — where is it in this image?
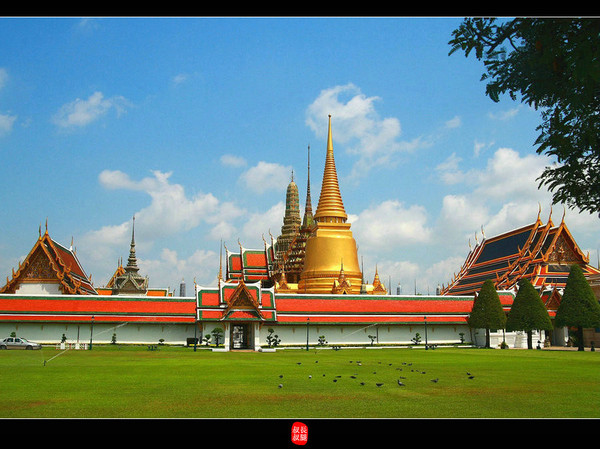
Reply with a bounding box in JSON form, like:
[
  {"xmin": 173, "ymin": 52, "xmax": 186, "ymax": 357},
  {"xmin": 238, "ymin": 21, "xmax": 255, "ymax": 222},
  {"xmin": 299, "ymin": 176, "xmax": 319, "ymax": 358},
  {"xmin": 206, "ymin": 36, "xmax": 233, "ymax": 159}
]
[
  {"xmin": 555, "ymin": 264, "xmax": 600, "ymax": 351},
  {"xmin": 211, "ymin": 327, "xmax": 224, "ymax": 347},
  {"xmin": 449, "ymin": 18, "xmax": 600, "ymax": 216},
  {"xmin": 506, "ymin": 278, "xmax": 553, "ymax": 349},
  {"xmin": 468, "ymin": 279, "xmax": 507, "ymax": 348}
]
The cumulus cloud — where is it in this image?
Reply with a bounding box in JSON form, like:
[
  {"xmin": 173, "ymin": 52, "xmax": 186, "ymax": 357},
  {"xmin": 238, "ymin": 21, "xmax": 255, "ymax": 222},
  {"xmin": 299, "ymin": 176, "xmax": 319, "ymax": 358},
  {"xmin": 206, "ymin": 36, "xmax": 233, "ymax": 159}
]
[
  {"xmin": 79, "ymin": 169, "xmax": 249, "ymax": 286},
  {"xmin": 352, "ymin": 200, "xmax": 432, "ymax": 253},
  {"xmin": 239, "ymin": 161, "xmax": 292, "ymax": 194},
  {"xmin": 82, "ymin": 169, "xmax": 244, "ymax": 251},
  {"xmin": 241, "ymin": 201, "xmax": 286, "ymax": 245},
  {"xmin": 52, "ymin": 91, "xmax": 131, "ymax": 128},
  {"xmin": 139, "ymin": 248, "xmax": 218, "ymax": 289},
  {"xmin": 435, "ymin": 146, "xmax": 562, "ymax": 248},
  {"xmin": 305, "ymin": 83, "xmax": 430, "ymax": 182}
]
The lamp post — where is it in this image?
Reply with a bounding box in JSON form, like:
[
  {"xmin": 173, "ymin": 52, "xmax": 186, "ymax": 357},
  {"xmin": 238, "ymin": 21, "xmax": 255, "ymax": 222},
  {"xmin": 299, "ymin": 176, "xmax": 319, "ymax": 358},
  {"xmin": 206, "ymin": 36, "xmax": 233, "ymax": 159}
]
[
  {"xmin": 306, "ymin": 317, "xmax": 310, "ymax": 351},
  {"xmin": 194, "ymin": 313, "xmax": 198, "ymax": 352},
  {"xmin": 89, "ymin": 315, "xmax": 95, "ymax": 350},
  {"xmin": 424, "ymin": 316, "xmax": 428, "ymax": 350}
]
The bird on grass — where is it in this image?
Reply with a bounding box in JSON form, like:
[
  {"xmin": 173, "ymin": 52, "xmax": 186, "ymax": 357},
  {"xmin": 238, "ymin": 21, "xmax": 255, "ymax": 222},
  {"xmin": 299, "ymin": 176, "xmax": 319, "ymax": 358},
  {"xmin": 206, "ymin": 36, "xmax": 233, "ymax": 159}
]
[
  {"xmin": 431, "ymin": 378, "xmax": 439, "ymax": 383},
  {"xmin": 278, "ymin": 384, "xmax": 283, "ymax": 388},
  {"xmin": 376, "ymin": 383, "xmax": 384, "ymax": 387},
  {"xmin": 468, "ymin": 375, "xmax": 475, "ymax": 379},
  {"xmin": 397, "ymin": 380, "xmax": 405, "ymax": 387},
  {"xmin": 279, "ymin": 375, "xmax": 283, "ymax": 378}
]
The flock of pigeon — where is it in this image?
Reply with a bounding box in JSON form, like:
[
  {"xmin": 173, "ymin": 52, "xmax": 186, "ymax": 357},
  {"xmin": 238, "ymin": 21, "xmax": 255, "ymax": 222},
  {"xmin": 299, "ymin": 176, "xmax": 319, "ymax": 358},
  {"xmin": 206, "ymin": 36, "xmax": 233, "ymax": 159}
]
[{"xmin": 277, "ymin": 358, "xmax": 475, "ymax": 389}]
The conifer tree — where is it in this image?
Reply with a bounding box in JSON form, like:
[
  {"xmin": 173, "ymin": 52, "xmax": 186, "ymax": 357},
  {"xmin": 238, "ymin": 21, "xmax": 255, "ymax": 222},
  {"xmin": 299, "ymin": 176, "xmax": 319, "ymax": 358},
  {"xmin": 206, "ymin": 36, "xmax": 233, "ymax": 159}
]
[
  {"xmin": 506, "ymin": 278, "xmax": 553, "ymax": 349},
  {"xmin": 468, "ymin": 279, "xmax": 507, "ymax": 348},
  {"xmin": 555, "ymin": 264, "xmax": 600, "ymax": 351}
]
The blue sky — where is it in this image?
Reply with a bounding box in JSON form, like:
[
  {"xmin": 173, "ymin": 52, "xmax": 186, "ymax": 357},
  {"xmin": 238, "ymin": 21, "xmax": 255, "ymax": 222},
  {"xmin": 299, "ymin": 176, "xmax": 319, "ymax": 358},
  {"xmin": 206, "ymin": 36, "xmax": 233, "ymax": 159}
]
[{"xmin": 1, "ymin": 17, "xmax": 599, "ymax": 295}]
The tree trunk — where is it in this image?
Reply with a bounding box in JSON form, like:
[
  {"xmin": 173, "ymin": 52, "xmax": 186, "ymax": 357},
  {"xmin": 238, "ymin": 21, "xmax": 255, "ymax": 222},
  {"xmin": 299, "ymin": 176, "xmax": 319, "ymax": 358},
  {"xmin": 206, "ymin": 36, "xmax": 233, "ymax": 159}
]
[
  {"xmin": 485, "ymin": 329, "xmax": 490, "ymax": 348},
  {"xmin": 527, "ymin": 331, "xmax": 533, "ymax": 349},
  {"xmin": 577, "ymin": 326, "xmax": 585, "ymax": 351}
]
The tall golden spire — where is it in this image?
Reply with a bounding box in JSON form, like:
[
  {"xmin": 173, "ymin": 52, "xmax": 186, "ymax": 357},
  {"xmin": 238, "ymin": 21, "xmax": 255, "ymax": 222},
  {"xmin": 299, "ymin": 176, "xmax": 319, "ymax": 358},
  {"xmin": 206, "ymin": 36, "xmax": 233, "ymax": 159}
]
[
  {"xmin": 299, "ymin": 115, "xmax": 362, "ymax": 294},
  {"xmin": 302, "ymin": 145, "xmax": 314, "ymax": 228},
  {"xmin": 314, "ymin": 115, "xmax": 347, "ymax": 223}
]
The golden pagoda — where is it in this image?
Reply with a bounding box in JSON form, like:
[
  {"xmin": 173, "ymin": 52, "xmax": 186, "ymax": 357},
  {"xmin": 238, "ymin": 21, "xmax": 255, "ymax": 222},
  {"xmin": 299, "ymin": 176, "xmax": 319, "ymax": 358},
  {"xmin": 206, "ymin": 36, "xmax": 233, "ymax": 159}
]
[{"xmin": 298, "ymin": 115, "xmax": 363, "ymax": 294}]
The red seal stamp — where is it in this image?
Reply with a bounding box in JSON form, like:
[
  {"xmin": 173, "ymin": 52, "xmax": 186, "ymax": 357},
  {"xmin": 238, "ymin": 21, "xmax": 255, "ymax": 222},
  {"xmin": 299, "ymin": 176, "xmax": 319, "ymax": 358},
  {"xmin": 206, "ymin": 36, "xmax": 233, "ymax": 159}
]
[{"xmin": 291, "ymin": 421, "xmax": 308, "ymax": 445}]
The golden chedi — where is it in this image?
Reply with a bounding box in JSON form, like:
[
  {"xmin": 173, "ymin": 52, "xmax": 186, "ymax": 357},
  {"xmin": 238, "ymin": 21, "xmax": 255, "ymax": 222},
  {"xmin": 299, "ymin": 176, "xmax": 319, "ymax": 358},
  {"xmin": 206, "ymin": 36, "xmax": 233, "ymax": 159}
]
[{"xmin": 299, "ymin": 115, "xmax": 362, "ymax": 294}]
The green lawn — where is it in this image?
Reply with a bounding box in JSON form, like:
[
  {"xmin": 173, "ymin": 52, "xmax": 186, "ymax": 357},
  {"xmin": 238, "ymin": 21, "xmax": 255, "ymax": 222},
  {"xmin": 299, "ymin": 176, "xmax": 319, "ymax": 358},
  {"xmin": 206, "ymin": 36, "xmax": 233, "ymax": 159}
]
[{"xmin": 1, "ymin": 345, "xmax": 598, "ymax": 418}]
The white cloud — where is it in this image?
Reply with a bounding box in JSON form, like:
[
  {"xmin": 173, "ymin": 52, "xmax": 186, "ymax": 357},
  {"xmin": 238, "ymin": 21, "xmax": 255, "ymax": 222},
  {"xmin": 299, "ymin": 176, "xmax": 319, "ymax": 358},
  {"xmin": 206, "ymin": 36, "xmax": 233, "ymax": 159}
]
[
  {"xmin": 305, "ymin": 83, "xmax": 429, "ymax": 182},
  {"xmin": 352, "ymin": 200, "xmax": 432, "ymax": 253},
  {"xmin": 83, "ymin": 168, "xmax": 244, "ymax": 250},
  {"xmin": 488, "ymin": 106, "xmax": 521, "ymax": 121},
  {"xmin": 52, "ymin": 91, "xmax": 131, "ymax": 128},
  {"xmin": 239, "ymin": 161, "xmax": 292, "ymax": 194},
  {"xmin": 0, "ymin": 68, "xmax": 16, "ymax": 136},
  {"xmin": 220, "ymin": 154, "xmax": 247, "ymax": 168},
  {"xmin": 0, "ymin": 113, "xmax": 17, "ymax": 136},
  {"xmin": 445, "ymin": 116, "xmax": 461, "ymax": 129},
  {"xmin": 435, "ymin": 153, "xmax": 464, "ymax": 185},
  {"xmin": 241, "ymin": 201, "xmax": 286, "ymax": 245},
  {"xmin": 139, "ymin": 248, "xmax": 218, "ymax": 289},
  {"xmin": 172, "ymin": 73, "xmax": 189, "ymax": 85}
]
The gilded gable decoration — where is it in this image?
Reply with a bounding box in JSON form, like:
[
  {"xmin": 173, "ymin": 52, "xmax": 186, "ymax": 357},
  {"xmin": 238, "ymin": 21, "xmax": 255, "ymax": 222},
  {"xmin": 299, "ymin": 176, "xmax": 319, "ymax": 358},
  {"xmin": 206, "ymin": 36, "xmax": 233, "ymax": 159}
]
[{"xmin": 1, "ymin": 223, "xmax": 96, "ymax": 295}]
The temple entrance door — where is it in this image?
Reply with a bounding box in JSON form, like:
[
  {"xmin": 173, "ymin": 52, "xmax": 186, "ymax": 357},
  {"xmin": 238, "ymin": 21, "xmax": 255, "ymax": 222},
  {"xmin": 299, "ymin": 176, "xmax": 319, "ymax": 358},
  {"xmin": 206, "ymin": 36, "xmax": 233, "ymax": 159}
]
[{"xmin": 231, "ymin": 323, "xmax": 251, "ymax": 349}]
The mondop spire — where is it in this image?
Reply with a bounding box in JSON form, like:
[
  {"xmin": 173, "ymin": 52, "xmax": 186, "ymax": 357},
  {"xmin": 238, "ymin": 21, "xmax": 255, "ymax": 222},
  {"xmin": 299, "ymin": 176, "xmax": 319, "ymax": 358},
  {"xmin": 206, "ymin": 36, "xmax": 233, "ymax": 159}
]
[
  {"xmin": 314, "ymin": 115, "xmax": 347, "ymax": 223},
  {"xmin": 299, "ymin": 115, "xmax": 362, "ymax": 294}
]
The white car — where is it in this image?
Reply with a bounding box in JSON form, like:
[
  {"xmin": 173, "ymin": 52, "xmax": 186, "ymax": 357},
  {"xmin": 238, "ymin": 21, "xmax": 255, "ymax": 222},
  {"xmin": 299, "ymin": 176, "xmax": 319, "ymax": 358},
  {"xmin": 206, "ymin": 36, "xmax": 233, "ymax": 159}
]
[{"xmin": 0, "ymin": 337, "xmax": 42, "ymax": 350}]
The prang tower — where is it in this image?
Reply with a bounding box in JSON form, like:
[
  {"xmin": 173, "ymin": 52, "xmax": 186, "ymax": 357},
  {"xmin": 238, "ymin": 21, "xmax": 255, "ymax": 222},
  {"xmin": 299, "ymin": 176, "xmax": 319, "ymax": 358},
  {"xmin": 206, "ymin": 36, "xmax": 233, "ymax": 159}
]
[{"xmin": 298, "ymin": 115, "xmax": 362, "ymax": 294}]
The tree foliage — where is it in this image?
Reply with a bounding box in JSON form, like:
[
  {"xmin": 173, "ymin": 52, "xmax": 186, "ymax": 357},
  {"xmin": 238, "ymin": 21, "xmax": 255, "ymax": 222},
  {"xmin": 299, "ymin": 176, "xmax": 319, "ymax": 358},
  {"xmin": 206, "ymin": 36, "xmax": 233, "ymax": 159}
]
[
  {"xmin": 555, "ymin": 264, "xmax": 600, "ymax": 350},
  {"xmin": 555, "ymin": 264, "xmax": 600, "ymax": 329},
  {"xmin": 506, "ymin": 278, "xmax": 553, "ymax": 348},
  {"xmin": 468, "ymin": 279, "xmax": 507, "ymax": 347},
  {"xmin": 449, "ymin": 18, "xmax": 600, "ymax": 215},
  {"xmin": 507, "ymin": 278, "xmax": 553, "ymax": 332}
]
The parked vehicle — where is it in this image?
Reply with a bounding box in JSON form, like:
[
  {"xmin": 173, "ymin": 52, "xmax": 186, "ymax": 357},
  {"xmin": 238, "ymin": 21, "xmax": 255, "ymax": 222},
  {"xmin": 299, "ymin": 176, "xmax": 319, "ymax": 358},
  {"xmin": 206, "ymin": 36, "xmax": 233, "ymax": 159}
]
[{"xmin": 0, "ymin": 337, "xmax": 42, "ymax": 350}]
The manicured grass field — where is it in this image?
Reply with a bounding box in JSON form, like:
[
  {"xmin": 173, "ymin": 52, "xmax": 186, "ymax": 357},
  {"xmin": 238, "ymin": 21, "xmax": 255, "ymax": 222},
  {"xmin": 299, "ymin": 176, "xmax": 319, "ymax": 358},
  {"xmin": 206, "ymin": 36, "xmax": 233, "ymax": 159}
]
[{"xmin": 1, "ymin": 345, "xmax": 598, "ymax": 418}]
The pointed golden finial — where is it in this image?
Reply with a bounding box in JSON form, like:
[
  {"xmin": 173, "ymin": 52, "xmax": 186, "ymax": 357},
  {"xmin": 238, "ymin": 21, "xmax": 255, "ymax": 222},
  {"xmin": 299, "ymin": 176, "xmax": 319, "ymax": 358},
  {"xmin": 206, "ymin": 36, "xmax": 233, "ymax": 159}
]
[
  {"xmin": 314, "ymin": 115, "xmax": 347, "ymax": 223},
  {"xmin": 218, "ymin": 239, "xmax": 223, "ymax": 281}
]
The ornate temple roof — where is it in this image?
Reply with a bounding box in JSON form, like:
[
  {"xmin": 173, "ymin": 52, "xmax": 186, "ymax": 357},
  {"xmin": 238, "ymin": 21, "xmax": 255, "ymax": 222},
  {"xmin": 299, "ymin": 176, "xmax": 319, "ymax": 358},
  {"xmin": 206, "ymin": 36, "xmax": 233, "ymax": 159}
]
[
  {"xmin": 197, "ymin": 279, "xmax": 277, "ymax": 322},
  {"xmin": 224, "ymin": 240, "xmax": 274, "ymax": 285},
  {"xmin": 441, "ymin": 208, "xmax": 600, "ymax": 296},
  {"xmin": 109, "ymin": 217, "xmax": 149, "ymax": 295},
  {"xmin": 0, "ymin": 223, "xmax": 96, "ymax": 295}
]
